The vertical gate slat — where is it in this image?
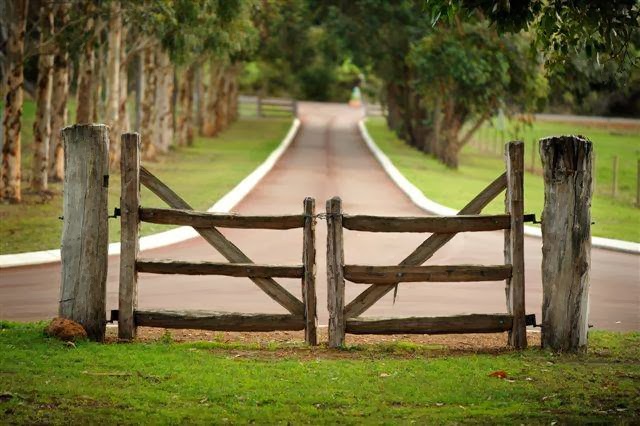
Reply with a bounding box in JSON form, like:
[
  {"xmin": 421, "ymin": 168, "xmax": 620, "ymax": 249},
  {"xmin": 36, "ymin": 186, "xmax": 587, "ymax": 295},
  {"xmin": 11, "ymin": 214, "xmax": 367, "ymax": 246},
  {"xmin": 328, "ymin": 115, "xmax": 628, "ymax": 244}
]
[
  {"xmin": 327, "ymin": 197, "xmax": 345, "ymax": 348},
  {"xmin": 119, "ymin": 133, "xmax": 141, "ymax": 340},
  {"xmin": 302, "ymin": 197, "xmax": 317, "ymax": 345},
  {"xmin": 505, "ymin": 141, "xmax": 527, "ymax": 349}
]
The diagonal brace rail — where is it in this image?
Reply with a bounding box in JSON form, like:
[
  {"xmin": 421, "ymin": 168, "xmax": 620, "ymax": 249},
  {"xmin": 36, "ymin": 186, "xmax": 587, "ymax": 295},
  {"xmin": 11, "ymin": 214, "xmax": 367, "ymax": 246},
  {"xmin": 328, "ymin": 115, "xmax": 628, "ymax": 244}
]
[
  {"xmin": 344, "ymin": 172, "xmax": 508, "ymax": 318},
  {"xmin": 139, "ymin": 167, "xmax": 304, "ymax": 315}
]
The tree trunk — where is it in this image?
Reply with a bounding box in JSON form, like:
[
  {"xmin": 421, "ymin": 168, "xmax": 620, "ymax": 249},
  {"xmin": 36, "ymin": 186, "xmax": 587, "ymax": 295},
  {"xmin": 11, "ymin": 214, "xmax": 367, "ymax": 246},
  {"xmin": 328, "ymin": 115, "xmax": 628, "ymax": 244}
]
[
  {"xmin": 106, "ymin": 1, "xmax": 121, "ymax": 168},
  {"xmin": 214, "ymin": 65, "xmax": 231, "ymax": 134},
  {"xmin": 118, "ymin": 25, "xmax": 130, "ymax": 136},
  {"xmin": 177, "ymin": 64, "xmax": 195, "ymax": 147},
  {"xmin": 540, "ymin": 136, "xmax": 593, "ymax": 353},
  {"xmin": 31, "ymin": 2, "xmax": 54, "ymax": 192},
  {"xmin": 48, "ymin": 1, "xmax": 70, "ymax": 182},
  {"xmin": 93, "ymin": 19, "xmax": 104, "ymax": 123},
  {"xmin": 194, "ymin": 64, "xmax": 205, "ymax": 136},
  {"xmin": 154, "ymin": 49, "xmax": 173, "ymax": 153},
  {"xmin": 134, "ymin": 52, "xmax": 143, "ymax": 132},
  {"xmin": 227, "ymin": 63, "xmax": 241, "ymax": 124},
  {"xmin": 75, "ymin": 2, "xmax": 95, "ymax": 124},
  {"xmin": 1, "ymin": 0, "xmax": 28, "ymax": 203},
  {"xmin": 202, "ymin": 60, "xmax": 223, "ymax": 137},
  {"xmin": 140, "ymin": 47, "xmax": 157, "ymax": 160},
  {"xmin": 385, "ymin": 83, "xmax": 402, "ymax": 133}
]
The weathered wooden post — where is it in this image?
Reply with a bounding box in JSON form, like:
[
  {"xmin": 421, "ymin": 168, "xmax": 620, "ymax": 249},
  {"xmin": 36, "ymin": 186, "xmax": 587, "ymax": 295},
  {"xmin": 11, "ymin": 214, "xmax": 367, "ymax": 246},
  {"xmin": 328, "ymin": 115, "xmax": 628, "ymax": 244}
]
[
  {"xmin": 539, "ymin": 136, "xmax": 593, "ymax": 352},
  {"xmin": 119, "ymin": 133, "xmax": 141, "ymax": 340},
  {"xmin": 59, "ymin": 124, "xmax": 109, "ymax": 341},
  {"xmin": 302, "ymin": 197, "xmax": 317, "ymax": 345},
  {"xmin": 326, "ymin": 197, "xmax": 345, "ymax": 348},
  {"xmin": 505, "ymin": 141, "xmax": 527, "ymax": 349}
]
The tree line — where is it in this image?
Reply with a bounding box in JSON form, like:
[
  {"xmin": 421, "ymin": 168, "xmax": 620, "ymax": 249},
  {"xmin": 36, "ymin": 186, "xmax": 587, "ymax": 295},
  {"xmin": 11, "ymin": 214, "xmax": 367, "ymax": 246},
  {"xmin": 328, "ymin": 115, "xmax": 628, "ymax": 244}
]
[{"xmin": 1, "ymin": 0, "xmax": 255, "ymax": 203}]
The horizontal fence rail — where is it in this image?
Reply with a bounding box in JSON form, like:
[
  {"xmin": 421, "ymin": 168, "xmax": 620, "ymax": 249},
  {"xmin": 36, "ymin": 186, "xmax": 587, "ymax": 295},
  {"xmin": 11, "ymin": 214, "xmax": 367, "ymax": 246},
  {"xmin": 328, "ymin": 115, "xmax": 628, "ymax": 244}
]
[
  {"xmin": 130, "ymin": 310, "xmax": 305, "ymax": 332},
  {"xmin": 342, "ymin": 214, "xmax": 511, "ymax": 233},
  {"xmin": 345, "ymin": 314, "xmax": 536, "ymax": 335},
  {"xmin": 343, "ymin": 264, "xmax": 513, "ymax": 284},
  {"xmin": 140, "ymin": 207, "xmax": 305, "ymax": 230},
  {"xmin": 136, "ymin": 260, "xmax": 304, "ymax": 278}
]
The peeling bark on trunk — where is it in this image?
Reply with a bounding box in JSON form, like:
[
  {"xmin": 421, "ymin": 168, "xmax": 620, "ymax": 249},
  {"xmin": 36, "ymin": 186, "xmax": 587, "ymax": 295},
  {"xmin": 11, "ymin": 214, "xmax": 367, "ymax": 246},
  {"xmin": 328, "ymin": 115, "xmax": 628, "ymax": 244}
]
[
  {"xmin": 48, "ymin": 2, "xmax": 70, "ymax": 182},
  {"xmin": 227, "ymin": 63, "xmax": 241, "ymax": 124},
  {"xmin": 155, "ymin": 50, "xmax": 173, "ymax": 153},
  {"xmin": 1, "ymin": 0, "xmax": 28, "ymax": 202},
  {"xmin": 177, "ymin": 64, "xmax": 195, "ymax": 147},
  {"xmin": 31, "ymin": 2, "xmax": 54, "ymax": 192},
  {"xmin": 118, "ymin": 25, "xmax": 130, "ymax": 136},
  {"xmin": 75, "ymin": 2, "xmax": 95, "ymax": 124},
  {"xmin": 194, "ymin": 64, "xmax": 205, "ymax": 136},
  {"xmin": 202, "ymin": 60, "xmax": 222, "ymax": 137},
  {"xmin": 140, "ymin": 48, "xmax": 157, "ymax": 160},
  {"xmin": 106, "ymin": 1, "xmax": 121, "ymax": 168},
  {"xmin": 93, "ymin": 20, "xmax": 104, "ymax": 123}
]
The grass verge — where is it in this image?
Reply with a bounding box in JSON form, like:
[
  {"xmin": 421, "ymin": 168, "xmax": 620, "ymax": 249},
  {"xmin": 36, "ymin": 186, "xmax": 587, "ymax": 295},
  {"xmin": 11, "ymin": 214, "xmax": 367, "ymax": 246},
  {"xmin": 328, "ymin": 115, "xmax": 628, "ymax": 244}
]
[
  {"xmin": 0, "ymin": 99, "xmax": 292, "ymax": 254},
  {"xmin": 0, "ymin": 322, "xmax": 638, "ymax": 424},
  {"xmin": 366, "ymin": 117, "xmax": 640, "ymax": 242}
]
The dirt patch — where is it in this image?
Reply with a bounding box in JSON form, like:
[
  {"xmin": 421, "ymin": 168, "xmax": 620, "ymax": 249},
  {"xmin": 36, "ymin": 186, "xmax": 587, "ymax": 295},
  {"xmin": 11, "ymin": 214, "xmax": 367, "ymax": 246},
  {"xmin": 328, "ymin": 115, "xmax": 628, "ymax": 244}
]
[{"xmin": 105, "ymin": 326, "xmax": 541, "ymax": 359}]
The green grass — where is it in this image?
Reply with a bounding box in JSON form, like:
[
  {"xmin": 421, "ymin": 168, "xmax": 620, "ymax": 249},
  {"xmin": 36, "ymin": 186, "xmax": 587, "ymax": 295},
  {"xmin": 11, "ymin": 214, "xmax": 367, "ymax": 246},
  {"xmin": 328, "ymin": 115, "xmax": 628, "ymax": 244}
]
[
  {"xmin": 0, "ymin": 322, "xmax": 638, "ymax": 424},
  {"xmin": 0, "ymin": 99, "xmax": 292, "ymax": 254},
  {"xmin": 366, "ymin": 117, "xmax": 640, "ymax": 242}
]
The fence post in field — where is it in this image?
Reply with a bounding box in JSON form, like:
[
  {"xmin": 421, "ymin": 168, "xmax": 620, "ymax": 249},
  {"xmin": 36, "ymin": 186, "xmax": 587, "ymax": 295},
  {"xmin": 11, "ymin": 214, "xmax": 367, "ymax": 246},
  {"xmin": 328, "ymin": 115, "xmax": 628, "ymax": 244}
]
[
  {"xmin": 257, "ymin": 96, "xmax": 263, "ymax": 117},
  {"xmin": 59, "ymin": 124, "xmax": 109, "ymax": 341},
  {"xmin": 505, "ymin": 141, "xmax": 527, "ymax": 349},
  {"xmin": 119, "ymin": 133, "xmax": 141, "ymax": 340},
  {"xmin": 326, "ymin": 197, "xmax": 345, "ymax": 348},
  {"xmin": 612, "ymin": 155, "xmax": 619, "ymax": 198},
  {"xmin": 302, "ymin": 197, "xmax": 318, "ymax": 345},
  {"xmin": 539, "ymin": 136, "xmax": 593, "ymax": 352}
]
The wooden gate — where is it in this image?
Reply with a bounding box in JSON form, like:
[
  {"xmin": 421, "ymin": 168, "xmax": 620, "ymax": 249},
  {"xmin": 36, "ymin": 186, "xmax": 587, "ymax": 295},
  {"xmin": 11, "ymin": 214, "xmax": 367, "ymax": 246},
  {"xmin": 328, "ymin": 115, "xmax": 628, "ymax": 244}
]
[
  {"xmin": 115, "ymin": 134, "xmax": 317, "ymax": 345},
  {"xmin": 326, "ymin": 142, "xmax": 534, "ymax": 349}
]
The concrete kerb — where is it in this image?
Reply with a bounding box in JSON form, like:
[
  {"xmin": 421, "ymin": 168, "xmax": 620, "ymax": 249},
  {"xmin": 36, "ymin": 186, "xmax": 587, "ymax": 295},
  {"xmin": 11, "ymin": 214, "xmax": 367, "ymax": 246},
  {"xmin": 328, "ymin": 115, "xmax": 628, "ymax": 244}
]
[
  {"xmin": 0, "ymin": 119, "xmax": 302, "ymax": 268},
  {"xmin": 357, "ymin": 119, "xmax": 640, "ymax": 255}
]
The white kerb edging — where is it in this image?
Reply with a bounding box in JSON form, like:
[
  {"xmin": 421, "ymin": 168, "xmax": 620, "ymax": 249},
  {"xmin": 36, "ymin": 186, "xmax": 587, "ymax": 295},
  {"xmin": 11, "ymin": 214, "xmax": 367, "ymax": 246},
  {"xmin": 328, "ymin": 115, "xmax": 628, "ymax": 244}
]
[
  {"xmin": 0, "ymin": 119, "xmax": 302, "ymax": 268},
  {"xmin": 358, "ymin": 119, "xmax": 639, "ymax": 255}
]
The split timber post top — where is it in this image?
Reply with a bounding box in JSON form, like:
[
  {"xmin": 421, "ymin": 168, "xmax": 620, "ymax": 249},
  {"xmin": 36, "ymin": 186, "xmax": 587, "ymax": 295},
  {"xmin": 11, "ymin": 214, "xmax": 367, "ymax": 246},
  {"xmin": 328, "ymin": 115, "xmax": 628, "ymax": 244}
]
[
  {"xmin": 539, "ymin": 136, "xmax": 593, "ymax": 353},
  {"xmin": 59, "ymin": 124, "xmax": 110, "ymax": 342}
]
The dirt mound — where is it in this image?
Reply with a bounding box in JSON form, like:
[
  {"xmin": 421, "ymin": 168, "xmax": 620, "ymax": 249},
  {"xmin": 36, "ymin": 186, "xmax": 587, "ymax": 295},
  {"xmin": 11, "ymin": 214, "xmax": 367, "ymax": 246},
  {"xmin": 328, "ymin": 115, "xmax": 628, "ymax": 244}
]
[{"xmin": 45, "ymin": 317, "xmax": 88, "ymax": 342}]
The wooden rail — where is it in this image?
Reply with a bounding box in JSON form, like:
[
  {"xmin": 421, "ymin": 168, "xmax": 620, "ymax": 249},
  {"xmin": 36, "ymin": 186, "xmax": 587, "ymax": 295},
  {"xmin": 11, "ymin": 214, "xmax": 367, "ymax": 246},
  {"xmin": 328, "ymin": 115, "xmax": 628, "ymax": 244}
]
[
  {"xmin": 345, "ymin": 314, "xmax": 515, "ymax": 335},
  {"xmin": 343, "ymin": 265, "xmax": 512, "ymax": 284},
  {"xmin": 342, "ymin": 214, "xmax": 511, "ymax": 233},
  {"xmin": 140, "ymin": 207, "xmax": 305, "ymax": 229},
  {"xmin": 136, "ymin": 260, "xmax": 303, "ymax": 278},
  {"xmin": 133, "ymin": 310, "xmax": 305, "ymax": 332}
]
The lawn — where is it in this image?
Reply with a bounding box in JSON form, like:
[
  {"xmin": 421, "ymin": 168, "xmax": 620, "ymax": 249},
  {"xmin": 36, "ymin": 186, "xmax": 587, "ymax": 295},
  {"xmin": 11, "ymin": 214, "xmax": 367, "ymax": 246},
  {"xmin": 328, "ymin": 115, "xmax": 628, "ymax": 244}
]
[
  {"xmin": 366, "ymin": 117, "xmax": 640, "ymax": 242},
  {"xmin": 0, "ymin": 99, "xmax": 293, "ymax": 254},
  {"xmin": 0, "ymin": 322, "xmax": 638, "ymax": 424}
]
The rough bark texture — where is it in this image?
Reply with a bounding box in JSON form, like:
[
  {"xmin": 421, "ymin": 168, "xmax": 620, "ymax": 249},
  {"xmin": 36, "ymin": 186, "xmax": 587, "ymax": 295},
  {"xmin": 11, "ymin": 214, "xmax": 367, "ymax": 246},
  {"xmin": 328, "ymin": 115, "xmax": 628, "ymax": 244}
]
[
  {"xmin": 202, "ymin": 60, "xmax": 222, "ymax": 136},
  {"xmin": 117, "ymin": 25, "xmax": 130, "ymax": 136},
  {"xmin": 140, "ymin": 48, "xmax": 157, "ymax": 160},
  {"xmin": 1, "ymin": 0, "xmax": 28, "ymax": 202},
  {"xmin": 75, "ymin": 2, "xmax": 95, "ymax": 124},
  {"xmin": 155, "ymin": 50, "xmax": 173, "ymax": 153},
  {"xmin": 540, "ymin": 136, "xmax": 593, "ymax": 353},
  {"xmin": 119, "ymin": 133, "xmax": 140, "ymax": 340},
  {"xmin": 326, "ymin": 197, "xmax": 345, "ymax": 348},
  {"xmin": 194, "ymin": 64, "xmax": 205, "ymax": 136},
  {"xmin": 302, "ymin": 197, "xmax": 318, "ymax": 346},
  {"xmin": 60, "ymin": 124, "xmax": 109, "ymax": 341},
  {"xmin": 177, "ymin": 64, "xmax": 195, "ymax": 146},
  {"xmin": 106, "ymin": 1, "xmax": 121, "ymax": 168},
  {"xmin": 48, "ymin": 1, "xmax": 70, "ymax": 182},
  {"xmin": 31, "ymin": 2, "xmax": 54, "ymax": 192}
]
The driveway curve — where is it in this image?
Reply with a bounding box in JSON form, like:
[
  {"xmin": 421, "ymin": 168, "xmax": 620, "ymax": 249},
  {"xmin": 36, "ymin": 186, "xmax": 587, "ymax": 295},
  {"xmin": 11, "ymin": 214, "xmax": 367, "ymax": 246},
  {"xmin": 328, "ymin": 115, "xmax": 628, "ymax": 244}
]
[{"xmin": 1, "ymin": 102, "xmax": 638, "ymax": 331}]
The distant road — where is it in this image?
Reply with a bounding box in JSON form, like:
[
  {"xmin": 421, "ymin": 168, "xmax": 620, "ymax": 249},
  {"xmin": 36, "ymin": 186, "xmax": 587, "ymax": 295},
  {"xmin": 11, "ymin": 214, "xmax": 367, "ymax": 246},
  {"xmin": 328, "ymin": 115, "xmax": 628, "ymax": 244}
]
[{"xmin": 1, "ymin": 102, "xmax": 638, "ymax": 331}]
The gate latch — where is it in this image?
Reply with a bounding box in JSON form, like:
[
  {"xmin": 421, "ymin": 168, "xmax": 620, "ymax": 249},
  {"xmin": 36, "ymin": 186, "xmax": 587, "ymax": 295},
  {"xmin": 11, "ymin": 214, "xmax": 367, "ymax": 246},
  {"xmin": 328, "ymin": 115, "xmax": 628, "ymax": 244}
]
[
  {"xmin": 523, "ymin": 214, "xmax": 542, "ymax": 224},
  {"xmin": 108, "ymin": 208, "xmax": 121, "ymax": 219}
]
